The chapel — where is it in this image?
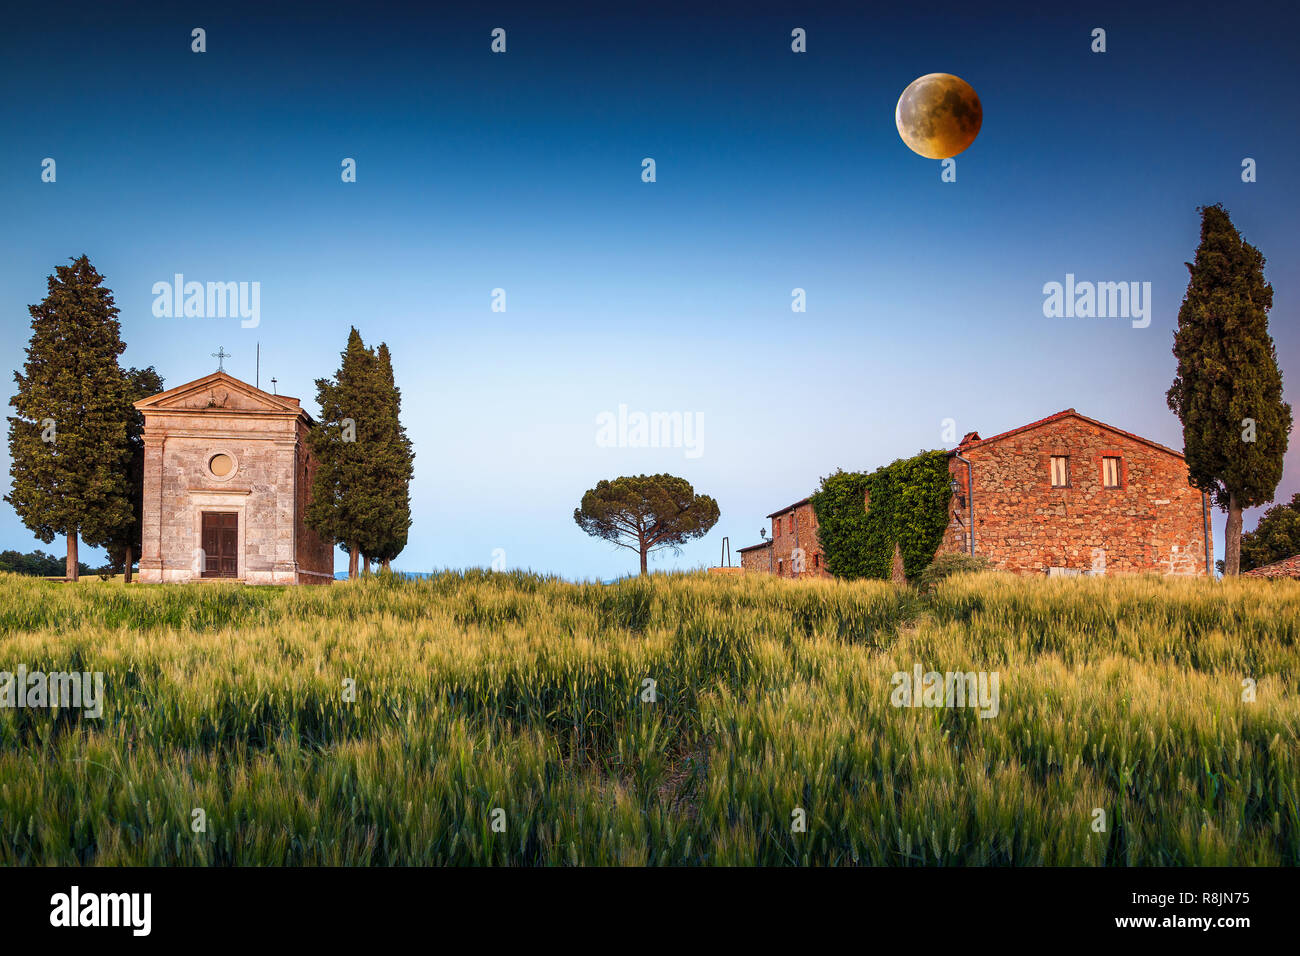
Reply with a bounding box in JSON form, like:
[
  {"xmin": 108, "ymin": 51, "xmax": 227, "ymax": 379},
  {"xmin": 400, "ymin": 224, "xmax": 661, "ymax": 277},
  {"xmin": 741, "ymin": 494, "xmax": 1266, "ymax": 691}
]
[{"xmin": 134, "ymin": 369, "xmax": 334, "ymax": 584}]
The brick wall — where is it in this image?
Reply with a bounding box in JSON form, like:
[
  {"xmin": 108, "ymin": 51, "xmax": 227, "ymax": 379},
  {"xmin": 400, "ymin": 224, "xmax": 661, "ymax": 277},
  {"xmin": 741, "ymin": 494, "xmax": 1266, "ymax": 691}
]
[{"xmin": 940, "ymin": 412, "xmax": 1211, "ymax": 576}]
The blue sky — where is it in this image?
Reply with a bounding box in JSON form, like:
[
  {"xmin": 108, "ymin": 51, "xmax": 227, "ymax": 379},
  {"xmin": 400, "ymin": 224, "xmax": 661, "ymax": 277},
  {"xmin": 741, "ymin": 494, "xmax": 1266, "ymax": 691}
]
[{"xmin": 2, "ymin": 0, "xmax": 1297, "ymax": 578}]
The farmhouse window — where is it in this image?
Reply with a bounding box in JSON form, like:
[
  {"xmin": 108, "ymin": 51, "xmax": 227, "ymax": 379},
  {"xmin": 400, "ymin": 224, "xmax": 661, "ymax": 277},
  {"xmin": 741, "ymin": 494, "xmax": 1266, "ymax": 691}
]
[
  {"xmin": 1050, "ymin": 455, "xmax": 1069, "ymax": 487},
  {"xmin": 1102, "ymin": 456, "xmax": 1121, "ymax": 488},
  {"xmin": 775, "ymin": 517, "xmax": 781, "ymax": 535}
]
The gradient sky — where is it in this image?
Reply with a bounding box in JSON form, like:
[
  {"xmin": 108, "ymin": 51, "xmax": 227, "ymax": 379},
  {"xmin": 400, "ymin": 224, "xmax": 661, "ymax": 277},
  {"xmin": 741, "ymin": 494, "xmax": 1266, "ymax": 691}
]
[{"xmin": 2, "ymin": 0, "xmax": 1297, "ymax": 579}]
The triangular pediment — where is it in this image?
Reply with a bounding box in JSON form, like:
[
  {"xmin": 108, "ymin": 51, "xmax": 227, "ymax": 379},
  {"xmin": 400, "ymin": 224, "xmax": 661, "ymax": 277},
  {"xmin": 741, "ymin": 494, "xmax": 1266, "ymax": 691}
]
[{"xmin": 135, "ymin": 371, "xmax": 303, "ymax": 416}]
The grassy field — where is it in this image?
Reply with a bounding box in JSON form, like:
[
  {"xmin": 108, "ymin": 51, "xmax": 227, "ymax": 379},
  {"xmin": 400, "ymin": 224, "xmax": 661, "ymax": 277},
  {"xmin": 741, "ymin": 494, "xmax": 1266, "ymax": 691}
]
[{"xmin": 0, "ymin": 569, "xmax": 1296, "ymax": 865}]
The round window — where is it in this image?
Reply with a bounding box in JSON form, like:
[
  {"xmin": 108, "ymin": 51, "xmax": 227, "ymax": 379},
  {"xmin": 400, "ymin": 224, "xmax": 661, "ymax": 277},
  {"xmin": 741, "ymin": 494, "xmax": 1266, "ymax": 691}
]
[{"xmin": 209, "ymin": 453, "xmax": 234, "ymax": 478}]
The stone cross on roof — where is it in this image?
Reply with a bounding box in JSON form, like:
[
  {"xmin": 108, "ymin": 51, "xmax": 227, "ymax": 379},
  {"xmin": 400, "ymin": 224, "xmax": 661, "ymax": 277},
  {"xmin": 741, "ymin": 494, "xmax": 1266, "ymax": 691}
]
[{"xmin": 211, "ymin": 347, "xmax": 230, "ymax": 372}]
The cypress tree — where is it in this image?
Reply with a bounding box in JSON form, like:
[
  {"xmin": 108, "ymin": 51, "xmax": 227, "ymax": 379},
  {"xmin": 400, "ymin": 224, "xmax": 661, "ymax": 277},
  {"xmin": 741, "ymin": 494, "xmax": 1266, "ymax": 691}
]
[
  {"xmin": 350, "ymin": 339, "xmax": 385, "ymax": 575},
  {"xmin": 1167, "ymin": 204, "xmax": 1292, "ymax": 575},
  {"xmin": 369, "ymin": 342, "xmax": 414, "ymax": 572},
  {"xmin": 6, "ymin": 256, "xmax": 138, "ymax": 581},
  {"xmin": 306, "ymin": 328, "xmax": 389, "ymax": 580}
]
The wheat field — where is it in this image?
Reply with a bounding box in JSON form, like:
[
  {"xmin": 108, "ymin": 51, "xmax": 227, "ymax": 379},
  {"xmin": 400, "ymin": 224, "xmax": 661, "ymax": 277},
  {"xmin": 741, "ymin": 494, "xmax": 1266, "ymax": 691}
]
[{"xmin": 0, "ymin": 569, "xmax": 1295, "ymax": 865}]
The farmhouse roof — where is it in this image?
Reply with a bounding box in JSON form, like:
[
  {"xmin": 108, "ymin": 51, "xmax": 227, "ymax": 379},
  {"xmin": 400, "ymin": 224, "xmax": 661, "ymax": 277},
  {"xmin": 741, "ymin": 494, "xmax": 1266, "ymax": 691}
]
[
  {"xmin": 736, "ymin": 541, "xmax": 772, "ymax": 553},
  {"xmin": 1242, "ymin": 553, "xmax": 1300, "ymax": 578},
  {"xmin": 953, "ymin": 408, "xmax": 1185, "ymax": 459},
  {"xmin": 766, "ymin": 497, "xmax": 812, "ymax": 518}
]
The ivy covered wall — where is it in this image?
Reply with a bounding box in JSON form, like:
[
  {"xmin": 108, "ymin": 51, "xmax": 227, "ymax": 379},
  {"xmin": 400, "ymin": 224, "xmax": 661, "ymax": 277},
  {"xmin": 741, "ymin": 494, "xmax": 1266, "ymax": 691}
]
[{"xmin": 809, "ymin": 451, "xmax": 952, "ymax": 581}]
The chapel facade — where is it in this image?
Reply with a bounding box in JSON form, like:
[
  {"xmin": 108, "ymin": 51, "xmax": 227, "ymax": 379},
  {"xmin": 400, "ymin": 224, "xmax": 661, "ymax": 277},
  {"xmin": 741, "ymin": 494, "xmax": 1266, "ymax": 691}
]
[{"xmin": 134, "ymin": 371, "xmax": 334, "ymax": 585}]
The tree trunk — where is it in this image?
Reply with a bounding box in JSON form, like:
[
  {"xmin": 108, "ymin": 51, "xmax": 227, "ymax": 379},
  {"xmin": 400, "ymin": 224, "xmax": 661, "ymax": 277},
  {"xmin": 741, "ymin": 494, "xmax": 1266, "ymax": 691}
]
[
  {"xmin": 1224, "ymin": 492, "xmax": 1242, "ymax": 575},
  {"xmin": 124, "ymin": 543, "xmax": 134, "ymax": 584},
  {"xmin": 639, "ymin": 547, "xmax": 648, "ymax": 575},
  {"xmin": 381, "ymin": 557, "xmax": 391, "ymax": 573},
  {"xmin": 361, "ymin": 552, "xmax": 370, "ymax": 576},
  {"xmin": 66, "ymin": 531, "xmax": 79, "ymax": 582},
  {"xmin": 348, "ymin": 545, "xmax": 359, "ymax": 581}
]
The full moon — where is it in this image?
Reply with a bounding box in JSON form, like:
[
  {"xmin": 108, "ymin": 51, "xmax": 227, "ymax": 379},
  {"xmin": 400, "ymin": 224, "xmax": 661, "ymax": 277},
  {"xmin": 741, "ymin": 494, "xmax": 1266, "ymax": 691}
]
[{"xmin": 895, "ymin": 73, "xmax": 982, "ymax": 159}]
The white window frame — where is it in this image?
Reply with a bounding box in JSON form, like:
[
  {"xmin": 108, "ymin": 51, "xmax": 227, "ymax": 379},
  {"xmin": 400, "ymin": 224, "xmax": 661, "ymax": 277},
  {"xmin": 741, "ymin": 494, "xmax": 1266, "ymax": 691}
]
[
  {"xmin": 1102, "ymin": 456, "xmax": 1121, "ymax": 488},
  {"xmin": 1050, "ymin": 455, "xmax": 1069, "ymax": 488}
]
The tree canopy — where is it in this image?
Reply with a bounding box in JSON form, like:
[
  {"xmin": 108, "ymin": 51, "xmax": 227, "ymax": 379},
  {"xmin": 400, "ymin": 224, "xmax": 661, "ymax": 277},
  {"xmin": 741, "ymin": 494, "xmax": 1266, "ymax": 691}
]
[
  {"xmin": 574, "ymin": 474, "xmax": 719, "ymax": 575},
  {"xmin": 0, "ymin": 549, "xmax": 93, "ymax": 577},
  {"xmin": 1240, "ymin": 493, "xmax": 1300, "ymax": 572}
]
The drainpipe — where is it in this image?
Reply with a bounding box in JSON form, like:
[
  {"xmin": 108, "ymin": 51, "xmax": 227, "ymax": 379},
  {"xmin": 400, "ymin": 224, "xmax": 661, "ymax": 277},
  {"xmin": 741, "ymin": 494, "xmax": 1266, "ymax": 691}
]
[
  {"xmin": 1202, "ymin": 491, "xmax": 1212, "ymax": 579},
  {"xmin": 793, "ymin": 508, "xmax": 800, "ymax": 577},
  {"xmin": 953, "ymin": 453, "xmax": 975, "ymax": 556}
]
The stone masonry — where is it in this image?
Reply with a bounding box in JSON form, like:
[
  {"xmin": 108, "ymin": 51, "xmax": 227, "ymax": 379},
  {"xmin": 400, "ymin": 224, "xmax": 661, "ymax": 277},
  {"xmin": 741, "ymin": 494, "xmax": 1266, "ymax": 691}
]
[
  {"xmin": 134, "ymin": 371, "xmax": 334, "ymax": 585},
  {"xmin": 737, "ymin": 540, "xmax": 772, "ymax": 573}
]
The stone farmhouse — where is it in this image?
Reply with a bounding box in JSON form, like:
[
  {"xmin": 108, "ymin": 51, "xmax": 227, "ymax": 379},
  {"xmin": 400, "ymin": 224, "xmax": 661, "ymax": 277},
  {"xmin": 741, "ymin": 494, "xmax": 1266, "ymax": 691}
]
[
  {"xmin": 134, "ymin": 371, "xmax": 334, "ymax": 585},
  {"xmin": 739, "ymin": 409, "xmax": 1213, "ymax": 578}
]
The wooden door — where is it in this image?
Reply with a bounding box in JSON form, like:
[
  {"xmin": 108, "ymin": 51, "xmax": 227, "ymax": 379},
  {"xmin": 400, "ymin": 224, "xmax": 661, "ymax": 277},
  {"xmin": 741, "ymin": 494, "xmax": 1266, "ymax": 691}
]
[{"xmin": 201, "ymin": 512, "xmax": 238, "ymax": 578}]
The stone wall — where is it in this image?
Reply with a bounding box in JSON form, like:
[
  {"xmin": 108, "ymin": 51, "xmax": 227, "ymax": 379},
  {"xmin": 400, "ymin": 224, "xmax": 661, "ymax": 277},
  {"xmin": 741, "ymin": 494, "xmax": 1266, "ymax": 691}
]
[
  {"xmin": 738, "ymin": 542, "xmax": 772, "ymax": 574},
  {"xmin": 940, "ymin": 413, "xmax": 1211, "ymax": 576}
]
